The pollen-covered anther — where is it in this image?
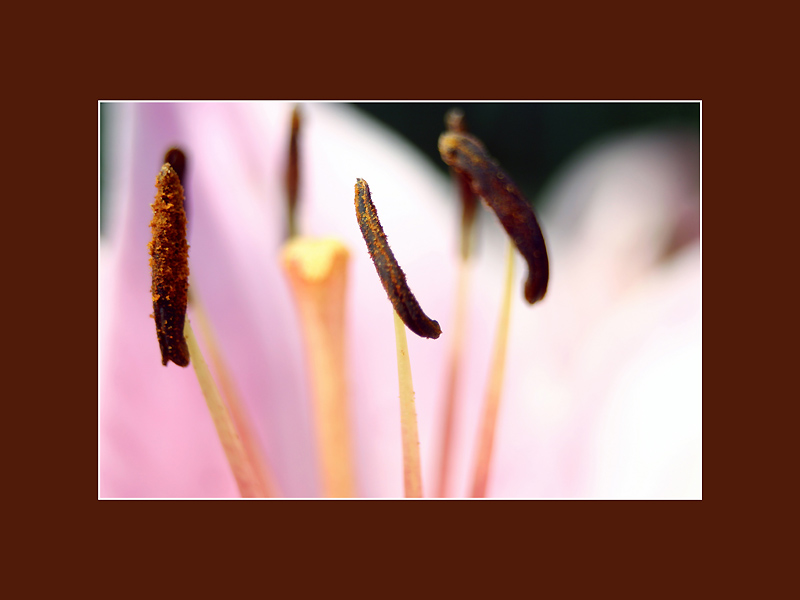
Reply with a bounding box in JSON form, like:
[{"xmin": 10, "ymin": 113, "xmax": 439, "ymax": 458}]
[
  {"xmin": 438, "ymin": 131, "xmax": 549, "ymax": 304},
  {"xmin": 149, "ymin": 163, "xmax": 190, "ymax": 366},
  {"xmin": 354, "ymin": 178, "xmax": 441, "ymax": 339}
]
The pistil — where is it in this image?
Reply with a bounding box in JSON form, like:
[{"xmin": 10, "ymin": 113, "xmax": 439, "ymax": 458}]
[{"xmin": 281, "ymin": 237, "xmax": 357, "ymax": 497}]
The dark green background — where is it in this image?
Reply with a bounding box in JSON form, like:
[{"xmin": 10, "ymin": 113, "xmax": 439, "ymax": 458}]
[
  {"xmin": 100, "ymin": 102, "xmax": 699, "ymax": 235},
  {"xmin": 352, "ymin": 102, "xmax": 699, "ymax": 206}
]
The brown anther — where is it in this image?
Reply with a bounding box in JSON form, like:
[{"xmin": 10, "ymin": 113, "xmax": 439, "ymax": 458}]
[
  {"xmin": 285, "ymin": 105, "xmax": 301, "ymax": 238},
  {"xmin": 354, "ymin": 178, "xmax": 442, "ymax": 340},
  {"xmin": 149, "ymin": 163, "xmax": 190, "ymax": 366},
  {"xmin": 438, "ymin": 131, "xmax": 549, "ymax": 304}
]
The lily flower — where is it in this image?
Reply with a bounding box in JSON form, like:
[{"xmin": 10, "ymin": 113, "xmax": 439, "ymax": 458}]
[{"xmin": 99, "ymin": 102, "xmax": 700, "ymax": 499}]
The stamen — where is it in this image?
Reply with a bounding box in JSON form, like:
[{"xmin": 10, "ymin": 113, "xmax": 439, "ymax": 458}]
[
  {"xmin": 354, "ymin": 178, "xmax": 435, "ymax": 498},
  {"xmin": 281, "ymin": 237, "xmax": 357, "ymax": 498},
  {"xmin": 149, "ymin": 159, "xmax": 270, "ymax": 497},
  {"xmin": 437, "ymin": 109, "xmax": 479, "ymax": 497},
  {"xmin": 285, "ymin": 105, "xmax": 301, "ymax": 238},
  {"xmin": 354, "ymin": 178, "xmax": 441, "ymax": 339},
  {"xmin": 149, "ymin": 163, "xmax": 190, "ymax": 366},
  {"xmin": 438, "ymin": 131, "xmax": 549, "ymax": 304},
  {"xmin": 439, "ymin": 128, "xmax": 549, "ymax": 497}
]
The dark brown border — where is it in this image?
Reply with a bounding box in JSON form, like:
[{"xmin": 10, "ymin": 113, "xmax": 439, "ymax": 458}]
[{"xmin": 28, "ymin": 5, "xmax": 741, "ymax": 590}]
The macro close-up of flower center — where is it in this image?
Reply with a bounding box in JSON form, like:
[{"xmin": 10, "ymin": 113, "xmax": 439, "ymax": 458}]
[{"xmin": 99, "ymin": 101, "xmax": 701, "ymax": 499}]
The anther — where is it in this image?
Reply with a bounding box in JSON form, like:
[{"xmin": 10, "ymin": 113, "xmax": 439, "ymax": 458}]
[
  {"xmin": 438, "ymin": 132, "xmax": 549, "ymax": 304},
  {"xmin": 354, "ymin": 178, "xmax": 442, "ymax": 339},
  {"xmin": 149, "ymin": 163, "xmax": 190, "ymax": 366},
  {"xmin": 285, "ymin": 105, "xmax": 301, "ymax": 238}
]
